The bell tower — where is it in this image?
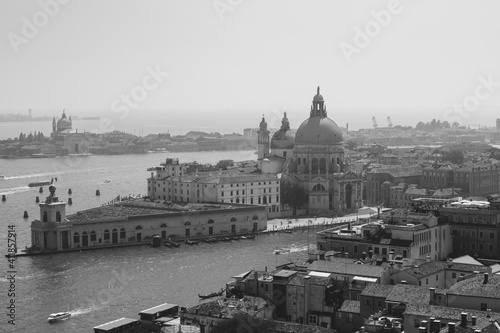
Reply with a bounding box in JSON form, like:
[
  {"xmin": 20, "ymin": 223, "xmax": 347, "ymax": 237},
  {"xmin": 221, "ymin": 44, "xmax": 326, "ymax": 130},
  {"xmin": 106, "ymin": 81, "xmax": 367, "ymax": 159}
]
[{"xmin": 257, "ymin": 115, "xmax": 270, "ymax": 169}]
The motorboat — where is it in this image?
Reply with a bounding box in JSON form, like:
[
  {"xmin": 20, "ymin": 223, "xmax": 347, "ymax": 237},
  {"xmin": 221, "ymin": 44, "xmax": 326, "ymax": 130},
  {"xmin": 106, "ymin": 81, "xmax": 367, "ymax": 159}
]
[
  {"xmin": 28, "ymin": 179, "xmax": 53, "ymax": 187},
  {"xmin": 103, "ymin": 179, "xmax": 112, "ymax": 183},
  {"xmin": 47, "ymin": 312, "xmax": 71, "ymax": 322}
]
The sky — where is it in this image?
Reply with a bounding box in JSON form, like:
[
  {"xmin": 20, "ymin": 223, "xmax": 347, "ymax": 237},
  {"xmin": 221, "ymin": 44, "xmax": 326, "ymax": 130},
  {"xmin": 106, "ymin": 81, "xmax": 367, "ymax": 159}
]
[{"xmin": 1, "ymin": 0, "xmax": 500, "ymax": 134}]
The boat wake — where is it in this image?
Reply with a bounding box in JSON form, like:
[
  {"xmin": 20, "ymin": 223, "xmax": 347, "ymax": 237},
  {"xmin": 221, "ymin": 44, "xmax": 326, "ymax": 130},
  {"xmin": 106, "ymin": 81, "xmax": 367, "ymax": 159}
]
[
  {"xmin": 2, "ymin": 171, "xmax": 62, "ymax": 180},
  {"xmin": 69, "ymin": 305, "xmax": 102, "ymax": 316},
  {"xmin": 0, "ymin": 186, "xmax": 30, "ymax": 195}
]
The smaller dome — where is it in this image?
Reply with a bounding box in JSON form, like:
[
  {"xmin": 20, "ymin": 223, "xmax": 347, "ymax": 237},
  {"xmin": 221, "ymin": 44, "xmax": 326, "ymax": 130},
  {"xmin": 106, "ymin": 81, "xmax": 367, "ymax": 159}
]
[
  {"xmin": 57, "ymin": 111, "xmax": 72, "ymax": 131},
  {"xmin": 271, "ymin": 130, "xmax": 295, "ymax": 149}
]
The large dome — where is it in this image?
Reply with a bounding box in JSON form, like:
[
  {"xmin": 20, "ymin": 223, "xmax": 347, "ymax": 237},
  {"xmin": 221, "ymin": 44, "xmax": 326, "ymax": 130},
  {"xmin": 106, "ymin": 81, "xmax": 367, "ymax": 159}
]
[
  {"xmin": 56, "ymin": 111, "xmax": 72, "ymax": 132},
  {"xmin": 295, "ymin": 116, "xmax": 343, "ymax": 145}
]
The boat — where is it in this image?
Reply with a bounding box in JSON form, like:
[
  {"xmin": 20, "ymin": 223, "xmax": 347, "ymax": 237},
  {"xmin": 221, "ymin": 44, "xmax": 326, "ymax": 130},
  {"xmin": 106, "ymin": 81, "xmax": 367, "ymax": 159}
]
[
  {"xmin": 47, "ymin": 312, "xmax": 71, "ymax": 322},
  {"xmin": 103, "ymin": 179, "xmax": 112, "ymax": 183},
  {"xmin": 281, "ymin": 229, "xmax": 293, "ymax": 234},
  {"xmin": 273, "ymin": 247, "xmax": 290, "ymax": 255},
  {"xmin": 245, "ymin": 235, "xmax": 256, "ymax": 240},
  {"xmin": 185, "ymin": 239, "xmax": 199, "ymax": 245},
  {"xmin": 164, "ymin": 240, "xmax": 180, "ymax": 248},
  {"xmin": 0, "ymin": 175, "xmax": 4, "ymax": 179},
  {"xmin": 28, "ymin": 179, "xmax": 53, "ymax": 187},
  {"xmin": 198, "ymin": 288, "xmax": 225, "ymax": 299}
]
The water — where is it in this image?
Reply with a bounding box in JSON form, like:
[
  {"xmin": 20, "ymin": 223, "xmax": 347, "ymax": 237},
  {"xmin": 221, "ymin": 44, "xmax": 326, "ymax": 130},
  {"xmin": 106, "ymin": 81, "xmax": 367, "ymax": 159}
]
[{"xmin": 0, "ymin": 151, "xmax": 312, "ymax": 333}]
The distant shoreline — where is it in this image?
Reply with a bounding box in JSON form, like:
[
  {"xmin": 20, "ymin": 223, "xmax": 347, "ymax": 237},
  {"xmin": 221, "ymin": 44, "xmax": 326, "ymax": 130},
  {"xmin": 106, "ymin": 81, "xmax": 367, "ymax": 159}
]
[{"xmin": 0, "ymin": 117, "xmax": 99, "ymax": 122}]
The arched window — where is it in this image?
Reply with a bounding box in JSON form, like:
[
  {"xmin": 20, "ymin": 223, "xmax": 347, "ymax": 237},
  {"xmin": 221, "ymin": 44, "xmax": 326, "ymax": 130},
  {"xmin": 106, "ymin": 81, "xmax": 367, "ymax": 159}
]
[
  {"xmin": 312, "ymin": 158, "xmax": 318, "ymax": 174},
  {"xmin": 104, "ymin": 229, "xmax": 110, "ymax": 240},
  {"xmin": 120, "ymin": 228, "xmax": 126, "ymax": 238},
  {"xmin": 319, "ymin": 158, "xmax": 326, "ymax": 174},
  {"xmin": 56, "ymin": 211, "xmax": 61, "ymax": 222},
  {"xmin": 208, "ymin": 219, "xmax": 214, "ymax": 224},
  {"xmin": 160, "ymin": 223, "xmax": 167, "ymax": 228},
  {"xmin": 43, "ymin": 211, "xmax": 48, "ymax": 222},
  {"xmin": 90, "ymin": 231, "xmax": 96, "ymax": 242},
  {"xmin": 252, "ymin": 215, "xmax": 259, "ymax": 220},
  {"xmin": 73, "ymin": 232, "xmax": 79, "ymax": 243},
  {"xmin": 135, "ymin": 226, "xmax": 143, "ymax": 230},
  {"xmin": 263, "ymin": 196, "xmax": 267, "ymax": 204},
  {"xmin": 236, "ymin": 198, "xmax": 240, "ymax": 203},
  {"xmin": 313, "ymin": 184, "xmax": 326, "ymax": 191},
  {"xmin": 184, "ymin": 221, "xmax": 191, "ymax": 226},
  {"xmin": 230, "ymin": 217, "xmax": 237, "ymax": 222}
]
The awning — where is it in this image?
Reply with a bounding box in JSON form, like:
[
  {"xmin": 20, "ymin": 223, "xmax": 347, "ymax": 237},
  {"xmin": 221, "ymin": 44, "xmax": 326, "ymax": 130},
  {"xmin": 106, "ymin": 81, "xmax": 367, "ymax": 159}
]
[
  {"xmin": 352, "ymin": 276, "xmax": 378, "ymax": 283},
  {"xmin": 308, "ymin": 271, "xmax": 331, "ymax": 278}
]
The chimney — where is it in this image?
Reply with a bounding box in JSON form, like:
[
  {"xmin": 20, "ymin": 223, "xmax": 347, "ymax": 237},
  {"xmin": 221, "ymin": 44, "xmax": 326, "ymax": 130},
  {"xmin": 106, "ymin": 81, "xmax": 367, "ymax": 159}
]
[
  {"xmin": 360, "ymin": 327, "xmax": 365, "ymax": 333},
  {"xmin": 429, "ymin": 288, "xmax": 436, "ymax": 305},
  {"xmin": 471, "ymin": 316, "xmax": 477, "ymax": 326},
  {"xmin": 414, "ymin": 265, "xmax": 419, "ymax": 274},
  {"xmin": 461, "ymin": 313, "xmax": 467, "ymax": 328},
  {"xmin": 418, "ymin": 327, "xmax": 426, "ymax": 333},
  {"xmin": 474, "ymin": 330, "xmax": 481, "ymax": 333},
  {"xmin": 448, "ymin": 322, "xmax": 456, "ymax": 333},
  {"xmin": 368, "ymin": 250, "xmax": 373, "ymax": 258},
  {"xmin": 428, "ymin": 318, "xmax": 435, "ymax": 333},
  {"xmin": 362, "ymin": 252, "xmax": 367, "ymax": 260},
  {"xmin": 344, "ymin": 252, "xmax": 349, "ymax": 258},
  {"xmin": 421, "ymin": 320, "xmax": 428, "ymax": 333},
  {"xmin": 433, "ymin": 320, "xmax": 441, "ymax": 333},
  {"xmin": 401, "ymin": 280, "xmax": 407, "ymax": 285},
  {"xmin": 426, "ymin": 255, "xmax": 431, "ymax": 262},
  {"xmin": 389, "ymin": 249, "xmax": 395, "ymax": 261},
  {"xmin": 484, "ymin": 273, "xmax": 489, "ymax": 284},
  {"xmin": 254, "ymin": 271, "xmax": 259, "ymax": 295}
]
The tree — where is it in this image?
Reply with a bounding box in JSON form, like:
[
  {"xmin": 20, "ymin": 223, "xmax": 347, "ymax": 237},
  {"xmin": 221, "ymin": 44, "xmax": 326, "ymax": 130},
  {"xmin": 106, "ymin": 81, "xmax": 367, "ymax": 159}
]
[
  {"xmin": 215, "ymin": 159, "xmax": 234, "ymax": 170},
  {"xmin": 442, "ymin": 150, "xmax": 464, "ymax": 164},
  {"xmin": 280, "ymin": 176, "xmax": 307, "ymax": 214}
]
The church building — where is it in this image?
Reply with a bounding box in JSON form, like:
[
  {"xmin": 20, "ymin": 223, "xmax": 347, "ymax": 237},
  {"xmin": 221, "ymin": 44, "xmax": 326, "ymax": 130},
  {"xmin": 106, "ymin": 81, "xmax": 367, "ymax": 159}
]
[{"xmin": 258, "ymin": 87, "xmax": 363, "ymax": 215}]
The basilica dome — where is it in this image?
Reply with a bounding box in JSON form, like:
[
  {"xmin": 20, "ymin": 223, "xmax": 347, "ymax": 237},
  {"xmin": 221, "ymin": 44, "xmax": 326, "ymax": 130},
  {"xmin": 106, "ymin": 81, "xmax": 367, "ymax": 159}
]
[
  {"xmin": 56, "ymin": 111, "xmax": 72, "ymax": 132},
  {"xmin": 271, "ymin": 112, "xmax": 295, "ymax": 149},
  {"xmin": 295, "ymin": 87, "xmax": 343, "ymax": 145}
]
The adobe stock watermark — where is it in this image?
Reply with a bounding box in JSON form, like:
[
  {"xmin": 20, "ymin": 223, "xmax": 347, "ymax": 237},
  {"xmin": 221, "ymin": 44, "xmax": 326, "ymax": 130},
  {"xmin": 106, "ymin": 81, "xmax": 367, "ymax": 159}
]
[
  {"xmin": 7, "ymin": 0, "xmax": 71, "ymax": 54},
  {"xmin": 67, "ymin": 268, "xmax": 133, "ymax": 312},
  {"xmin": 339, "ymin": 0, "xmax": 405, "ymax": 64},
  {"xmin": 213, "ymin": 0, "xmax": 243, "ymax": 22},
  {"xmin": 100, "ymin": 64, "xmax": 169, "ymax": 133},
  {"xmin": 442, "ymin": 74, "xmax": 500, "ymax": 124}
]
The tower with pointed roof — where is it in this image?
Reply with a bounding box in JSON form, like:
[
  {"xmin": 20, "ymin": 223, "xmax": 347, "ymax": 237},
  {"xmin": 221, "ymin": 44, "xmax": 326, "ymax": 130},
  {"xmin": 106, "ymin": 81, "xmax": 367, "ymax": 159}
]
[{"xmin": 257, "ymin": 115, "xmax": 270, "ymax": 169}]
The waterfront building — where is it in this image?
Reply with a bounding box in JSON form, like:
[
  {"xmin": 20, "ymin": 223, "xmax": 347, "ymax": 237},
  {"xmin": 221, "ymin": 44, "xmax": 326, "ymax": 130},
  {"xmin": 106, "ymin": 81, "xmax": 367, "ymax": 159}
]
[
  {"xmin": 147, "ymin": 157, "xmax": 282, "ymax": 217},
  {"xmin": 316, "ymin": 210, "xmax": 453, "ymax": 261},
  {"xmin": 257, "ymin": 87, "xmax": 364, "ymax": 215},
  {"xmin": 30, "ymin": 186, "xmax": 266, "ymax": 252}
]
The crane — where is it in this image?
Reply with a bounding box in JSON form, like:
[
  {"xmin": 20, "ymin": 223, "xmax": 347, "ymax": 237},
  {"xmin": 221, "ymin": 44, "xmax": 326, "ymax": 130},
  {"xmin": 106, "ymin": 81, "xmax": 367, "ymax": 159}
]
[
  {"xmin": 387, "ymin": 116, "xmax": 393, "ymax": 127},
  {"xmin": 372, "ymin": 116, "xmax": 378, "ymax": 128}
]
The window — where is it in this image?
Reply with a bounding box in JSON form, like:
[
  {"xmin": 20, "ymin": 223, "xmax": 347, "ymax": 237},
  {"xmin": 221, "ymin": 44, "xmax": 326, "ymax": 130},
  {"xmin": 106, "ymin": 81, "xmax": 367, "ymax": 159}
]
[
  {"xmin": 365, "ymin": 299, "xmax": 370, "ymax": 306},
  {"xmin": 490, "ymin": 233, "xmax": 495, "ymax": 239},
  {"xmin": 90, "ymin": 231, "xmax": 96, "ymax": 242},
  {"xmin": 471, "ymin": 243, "xmax": 476, "ymax": 250},
  {"xmin": 308, "ymin": 315, "xmax": 317, "ymax": 325},
  {"xmin": 354, "ymin": 245, "xmax": 358, "ymax": 254},
  {"xmin": 348, "ymin": 313, "xmax": 353, "ymax": 323},
  {"xmin": 479, "ymin": 243, "xmax": 484, "ymax": 251},
  {"xmin": 480, "ymin": 232, "xmax": 484, "ymax": 238},
  {"xmin": 481, "ymin": 303, "xmax": 487, "ymax": 311},
  {"xmin": 452, "ymin": 273, "xmax": 456, "ymax": 279},
  {"xmin": 73, "ymin": 232, "xmax": 79, "ymax": 243},
  {"xmin": 120, "ymin": 228, "xmax": 126, "ymax": 238},
  {"xmin": 104, "ymin": 229, "xmax": 110, "ymax": 240},
  {"xmin": 374, "ymin": 247, "xmax": 380, "ymax": 254},
  {"xmin": 377, "ymin": 301, "xmax": 382, "ymax": 307},
  {"xmin": 489, "ymin": 245, "xmax": 494, "ymax": 252}
]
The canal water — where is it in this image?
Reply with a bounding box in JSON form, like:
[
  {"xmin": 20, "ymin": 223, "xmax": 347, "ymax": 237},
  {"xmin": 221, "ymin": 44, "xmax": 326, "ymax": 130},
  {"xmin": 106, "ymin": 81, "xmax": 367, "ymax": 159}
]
[{"xmin": 0, "ymin": 151, "xmax": 313, "ymax": 333}]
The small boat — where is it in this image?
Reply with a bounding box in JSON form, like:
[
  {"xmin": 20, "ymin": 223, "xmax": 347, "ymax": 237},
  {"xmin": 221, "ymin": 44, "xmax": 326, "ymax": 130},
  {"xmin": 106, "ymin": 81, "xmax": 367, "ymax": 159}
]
[
  {"xmin": 164, "ymin": 240, "xmax": 180, "ymax": 248},
  {"xmin": 245, "ymin": 235, "xmax": 256, "ymax": 240},
  {"xmin": 273, "ymin": 247, "xmax": 290, "ymax": 255},
  {"xmin": 185, "ymin": 239, "xmax": 199, "ymax": 245},
  {"xmin": 0, "ymin": 175, "xmax": 5, "ymax": 179},
  {"xmin": 198, "ymin": 288, "xmax": 225, "ymax": 299},
  {"xmin": 281, "ymin": 229, "xmax": 293, "ymax": 234},
  {"xmin": 103, "ymin": 179, "xmax": 112, "ymax": 183},
  {"xmin": 48, "ymin": 312, "xmax": 71, "ymax": 322},
  {"xmin": 28, "ymin": 179, "xmax": 53, "ymax": 187}
]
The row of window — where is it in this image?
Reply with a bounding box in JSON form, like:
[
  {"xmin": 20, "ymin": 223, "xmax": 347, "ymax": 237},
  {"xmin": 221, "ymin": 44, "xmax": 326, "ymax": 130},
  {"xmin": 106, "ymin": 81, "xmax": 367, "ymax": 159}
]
[
  {"xmin": 453, "ymin": 230, "xmax": 495, "ymax": 239},
  {"xmin": 460, "ymin": 242, "xmax": 495, "ymax": 252},
  {"xmin": 73, "ymin": 228, "xmax": 127, "ymax": 243}
]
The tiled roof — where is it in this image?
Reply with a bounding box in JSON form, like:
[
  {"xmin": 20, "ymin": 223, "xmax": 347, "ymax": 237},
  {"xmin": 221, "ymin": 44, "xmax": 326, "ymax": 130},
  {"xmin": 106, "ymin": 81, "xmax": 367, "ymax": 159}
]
[
  {"xmin": 307, "ymin": 261, "xmax": 386, "ymax": 278},
  {"xmin": 404, "ymin": 304, "xmax": 500, "ymax": 326},
  {"xmin": 448, "ymin": 274, "xmax": 500, "ymax": 299},
  {"xmin": 386, "ymin": 284, "xmax": 430, "ymax": 305},
  {"xmin": 339, "ymin": 300, "xmax": 360, "ymax": 314},
  {"xmin": 361, "ymin": 283, "xmax": 395, "ymax": 298},
  {"xmin": 403, "ymin": 261, "xmax": 489, "ymax": 279},
  {"xmin": 185, "ymin": 296, "xmax": 267, "ymax": 318}
]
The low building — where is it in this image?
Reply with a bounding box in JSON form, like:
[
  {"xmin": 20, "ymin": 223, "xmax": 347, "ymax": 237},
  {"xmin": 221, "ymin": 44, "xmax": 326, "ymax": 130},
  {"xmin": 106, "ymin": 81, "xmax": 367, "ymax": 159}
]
[{"xmin": 30, "ymin": 187, "xmax": 266, "ymax": 252}]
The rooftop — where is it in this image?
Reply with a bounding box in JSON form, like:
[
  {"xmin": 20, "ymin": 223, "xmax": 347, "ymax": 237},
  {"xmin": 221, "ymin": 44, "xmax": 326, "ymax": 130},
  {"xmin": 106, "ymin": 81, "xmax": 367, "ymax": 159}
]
[
  {"xmin": 386, "ymin": 284, "xmax": 430, "ymax": 305},
  {"xmin": 66, "ymin": 199, "xmax": 260, "ymax": 224},
  {"xmin": 360, "ymin": 283, "xmax": 395, "ymax": 298},
  {"xmin": 448, "ymin": 274, "xmax": 500, "ymax": 299},
  {"xmin": 307, "ymin": 261, "xmax": 387, "ymax": 278},
  {"xmin": 339, "ymin": 300, "xmax": 361, "ymax": 314}
]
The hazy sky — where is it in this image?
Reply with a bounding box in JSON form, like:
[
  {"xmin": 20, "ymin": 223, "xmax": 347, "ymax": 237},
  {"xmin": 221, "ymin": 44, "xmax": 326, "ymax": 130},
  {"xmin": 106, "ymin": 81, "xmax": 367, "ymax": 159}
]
[{"xmin": 1, "ymin": 0, "xmax": 500, "ymax": 133}]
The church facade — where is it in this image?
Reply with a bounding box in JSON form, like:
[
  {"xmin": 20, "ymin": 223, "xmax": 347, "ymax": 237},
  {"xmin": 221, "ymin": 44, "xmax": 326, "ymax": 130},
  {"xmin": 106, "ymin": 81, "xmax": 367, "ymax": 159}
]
[
  {"xmin": 51, "ymin": 110, "xmax": 92, "ymax": 154},
  {"xmin": 258, "ymin": 87, "xmax": 363, "ymax": 215}
]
